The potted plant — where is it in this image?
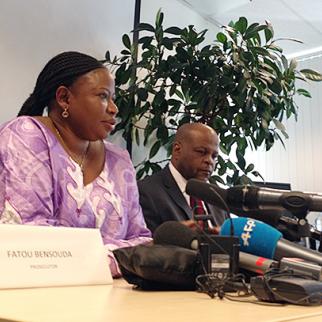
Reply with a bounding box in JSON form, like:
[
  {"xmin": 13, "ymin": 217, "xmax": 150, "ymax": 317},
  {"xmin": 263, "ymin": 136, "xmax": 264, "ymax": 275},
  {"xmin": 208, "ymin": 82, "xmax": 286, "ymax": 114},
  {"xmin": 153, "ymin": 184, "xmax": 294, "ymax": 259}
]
[{"xmin": 104, "ymin": 10, "xmax": 322, "ymax": 185}]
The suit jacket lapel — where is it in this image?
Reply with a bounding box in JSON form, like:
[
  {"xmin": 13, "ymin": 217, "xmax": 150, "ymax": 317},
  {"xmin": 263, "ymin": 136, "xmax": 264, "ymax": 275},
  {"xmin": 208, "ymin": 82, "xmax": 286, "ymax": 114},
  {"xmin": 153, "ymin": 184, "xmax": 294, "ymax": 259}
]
[{"xmin": 162, "ymin": 166, "xmax": 193, "ymax": 220}]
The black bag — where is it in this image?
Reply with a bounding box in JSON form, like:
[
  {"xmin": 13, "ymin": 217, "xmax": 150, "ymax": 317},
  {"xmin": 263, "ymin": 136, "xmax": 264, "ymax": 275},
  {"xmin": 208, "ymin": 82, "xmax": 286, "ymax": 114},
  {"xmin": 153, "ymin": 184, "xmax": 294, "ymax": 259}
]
[{"xmin": 113, "ymin": 244, "xmax": 201, "ymax": 290}]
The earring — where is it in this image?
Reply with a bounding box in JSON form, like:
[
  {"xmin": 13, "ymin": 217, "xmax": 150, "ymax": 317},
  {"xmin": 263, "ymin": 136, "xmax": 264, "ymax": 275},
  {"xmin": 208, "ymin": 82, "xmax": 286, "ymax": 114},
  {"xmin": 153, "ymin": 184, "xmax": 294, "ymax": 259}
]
[{"xmin": 62, "ymin": 107, "xmax": 69, "ymax": 118}]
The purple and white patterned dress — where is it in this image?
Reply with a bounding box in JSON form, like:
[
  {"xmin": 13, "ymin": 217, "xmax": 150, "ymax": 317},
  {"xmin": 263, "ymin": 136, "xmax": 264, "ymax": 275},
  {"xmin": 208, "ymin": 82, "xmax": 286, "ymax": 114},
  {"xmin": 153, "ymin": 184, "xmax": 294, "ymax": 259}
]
[{"xmin": 0, "ymin": 116, "xmax": 151, "ymax": 276}]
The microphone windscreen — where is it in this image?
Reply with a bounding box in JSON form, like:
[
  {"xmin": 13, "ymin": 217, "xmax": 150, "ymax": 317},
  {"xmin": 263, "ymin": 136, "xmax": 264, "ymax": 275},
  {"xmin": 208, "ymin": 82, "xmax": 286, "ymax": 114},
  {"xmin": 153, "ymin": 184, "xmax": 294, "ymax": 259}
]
[
  {"xmin": 220, "ymin": 217, "xmax": 282, "ymax": 259},
  {"xmin": 186, "ymin": 179, "xmax": 227, "ymax": 207},
  {"xmin": 153, "ymin": 221, "xmax": 199, "ymax": 250}
]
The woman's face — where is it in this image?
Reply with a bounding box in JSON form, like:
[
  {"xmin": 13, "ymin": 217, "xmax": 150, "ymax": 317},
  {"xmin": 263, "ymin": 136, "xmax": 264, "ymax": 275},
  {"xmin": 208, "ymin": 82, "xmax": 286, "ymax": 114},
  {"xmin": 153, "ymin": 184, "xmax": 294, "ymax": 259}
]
[{"xmin": 66, "ymin": 68, "xmax": 118, "ymax": 140}]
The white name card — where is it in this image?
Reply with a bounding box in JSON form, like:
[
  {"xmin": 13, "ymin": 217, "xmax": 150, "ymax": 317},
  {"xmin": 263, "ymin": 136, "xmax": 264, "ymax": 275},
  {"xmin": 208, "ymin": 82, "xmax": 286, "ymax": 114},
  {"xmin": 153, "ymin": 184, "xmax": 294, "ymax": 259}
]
[{"xmin": 0, "ymin": 224, "xmax": 113, "ymax": 288}]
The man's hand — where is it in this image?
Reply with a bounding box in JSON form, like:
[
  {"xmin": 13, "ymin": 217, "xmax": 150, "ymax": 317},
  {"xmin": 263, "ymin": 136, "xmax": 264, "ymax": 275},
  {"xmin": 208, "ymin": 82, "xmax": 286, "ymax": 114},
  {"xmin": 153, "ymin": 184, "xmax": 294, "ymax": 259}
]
[
  {"xmin": 180, "ymin": 220, "xmax": 220, "ymax": 235},
  {"xmin": 180, "ymin": 219, "xmax": 198, "ymax": 229}
]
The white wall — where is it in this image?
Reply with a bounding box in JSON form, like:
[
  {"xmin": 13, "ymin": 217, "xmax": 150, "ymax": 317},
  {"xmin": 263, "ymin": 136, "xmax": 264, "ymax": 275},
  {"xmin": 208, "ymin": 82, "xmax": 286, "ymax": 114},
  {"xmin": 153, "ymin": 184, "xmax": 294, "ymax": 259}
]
[
  {"xmin": 141, "ymin": 0, "xmax": 219, "ymax": 43},
  {"xmin": 0, "ymin": 0, "xmax": 135, "ymax": 123}
]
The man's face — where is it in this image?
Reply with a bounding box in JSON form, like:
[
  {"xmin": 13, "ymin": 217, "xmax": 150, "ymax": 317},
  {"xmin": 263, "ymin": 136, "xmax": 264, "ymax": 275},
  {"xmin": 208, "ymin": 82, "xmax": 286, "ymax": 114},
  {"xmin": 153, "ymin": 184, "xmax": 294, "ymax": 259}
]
[{"xmin": 173, "ymin": 128, "xmax": 219, "ymax": 181}]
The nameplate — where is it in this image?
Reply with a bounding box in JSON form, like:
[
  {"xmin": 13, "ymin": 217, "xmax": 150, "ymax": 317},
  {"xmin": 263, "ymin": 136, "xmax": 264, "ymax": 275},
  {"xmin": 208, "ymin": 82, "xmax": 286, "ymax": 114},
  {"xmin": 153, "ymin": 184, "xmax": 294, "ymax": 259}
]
[{"xmin": 0, "ymin": 224, "xmax": 113, "ymax": 288}]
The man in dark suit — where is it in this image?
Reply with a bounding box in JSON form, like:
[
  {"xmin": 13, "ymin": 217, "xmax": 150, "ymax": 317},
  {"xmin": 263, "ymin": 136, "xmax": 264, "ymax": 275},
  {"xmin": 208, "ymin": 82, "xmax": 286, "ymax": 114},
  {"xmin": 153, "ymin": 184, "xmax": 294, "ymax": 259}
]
[{"xmin": 138, "ymin": 123, "xmax": 227, "ymax": 233}]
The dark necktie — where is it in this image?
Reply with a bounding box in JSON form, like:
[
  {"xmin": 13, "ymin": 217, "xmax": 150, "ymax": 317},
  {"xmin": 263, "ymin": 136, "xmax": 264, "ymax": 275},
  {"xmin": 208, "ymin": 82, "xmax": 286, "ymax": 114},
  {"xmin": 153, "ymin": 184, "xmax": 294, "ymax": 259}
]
[{"xmin": 189, "ymin": 196, "xmax": 206, "ymax": 230}]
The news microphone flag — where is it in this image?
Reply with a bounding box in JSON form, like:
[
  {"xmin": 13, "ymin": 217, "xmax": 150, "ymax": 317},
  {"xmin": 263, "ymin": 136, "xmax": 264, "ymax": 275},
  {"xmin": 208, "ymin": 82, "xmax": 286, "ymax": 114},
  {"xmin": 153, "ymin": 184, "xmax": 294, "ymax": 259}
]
[{"xmin": 220, "ymin": 217, "xmax": 282, "ymax": 259}]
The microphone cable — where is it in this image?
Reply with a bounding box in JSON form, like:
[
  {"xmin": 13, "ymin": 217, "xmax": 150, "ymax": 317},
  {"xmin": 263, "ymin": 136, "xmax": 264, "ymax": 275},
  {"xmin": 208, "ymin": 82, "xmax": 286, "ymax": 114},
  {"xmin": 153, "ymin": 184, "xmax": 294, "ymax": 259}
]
[
  {"xmin": 193, "ymin": 224, "xmax": 249, "ymax": 299},
  {"xmin": 208, "ymin": 184, "xmax": 235, "ymax": 236},
  {"xmin": 190, "ymin": 183, "xmax": 239, "ymax": 298}
]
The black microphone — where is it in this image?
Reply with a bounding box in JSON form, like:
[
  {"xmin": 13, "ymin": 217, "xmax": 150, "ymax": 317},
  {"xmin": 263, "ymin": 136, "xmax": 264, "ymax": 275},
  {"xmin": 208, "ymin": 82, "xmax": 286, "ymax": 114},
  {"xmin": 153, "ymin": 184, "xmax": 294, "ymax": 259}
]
[
  {"xmin": 186, "ymin": 179, "xmax": 322, "ymax": 239},
  {"xmin": 186, "ymin": 178, "xmax": 322, "ymax": 215},
  {"xmin": 227, "ymin": 185, "xmax": 322, "ymax": 217},
  {"xmin": 186, "ymin": 179, "xmax": 281, "ymax": 226},
  {"xmin": 186, "ymin": 179, "xmax": 228, "ymax": 210},
  {"xmin": 153, "ymin": 221, "xmax": 199, "ymax": 250}
]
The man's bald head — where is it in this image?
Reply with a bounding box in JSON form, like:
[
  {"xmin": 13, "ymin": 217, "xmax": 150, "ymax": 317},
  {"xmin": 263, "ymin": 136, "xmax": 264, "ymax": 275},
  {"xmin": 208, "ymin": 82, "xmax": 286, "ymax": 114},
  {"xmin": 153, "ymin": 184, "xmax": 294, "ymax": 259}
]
[
  {"xmin": 173, "ymin": 123, "xmax": 217, "ymax": 145},
  {"xmin": 171, "ymin": 123, "xmax": 219, "ymax": 181}
]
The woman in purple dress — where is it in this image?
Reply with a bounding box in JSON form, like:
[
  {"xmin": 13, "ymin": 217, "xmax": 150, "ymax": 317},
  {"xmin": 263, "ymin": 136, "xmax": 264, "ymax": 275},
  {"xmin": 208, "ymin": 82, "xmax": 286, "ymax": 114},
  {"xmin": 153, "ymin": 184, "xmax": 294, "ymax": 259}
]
[{"xmin": 0, "ymin": 51, "xmax": 151, "ymax": 276}]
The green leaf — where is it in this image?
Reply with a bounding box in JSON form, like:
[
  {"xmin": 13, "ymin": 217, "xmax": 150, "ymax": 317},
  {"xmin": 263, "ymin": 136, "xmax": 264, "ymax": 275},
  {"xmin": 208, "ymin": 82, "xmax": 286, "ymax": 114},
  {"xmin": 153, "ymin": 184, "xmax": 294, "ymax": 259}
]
[
  {"xmin": 254, "ymin": 47, "xmax": 271, "ymax": 56},
  {"xmin": 244, "ymin": 23, "xmax": 266, "ymax": 40},
  {"xmin": 136, "ymin": 166, "xmax": 146, "ymax": 180},
  {"xmin": 218, "ymin": 162, "xmax": 227, "ymax": 176},
  {"xmin": 240, "ymin": 175, "xmax": 252, "ymax": 185},
  {"xmin": 143, "ymin": 126, "xmax": 154, "ymax": 146},
  {"xmin": 138, "ymin": 36, "xmax": 153, "ymax": 45},
  {"xmin": 137, "ymin": 88, "xmax": 148, "ymax": 101},
  {"xmin": 236, "ymin": 151, "xmax": 246, "ymax": 170},
  {"xmin": 169, "ymin": 84, "xmax": 177, "ymax": 97},
  {"xmin": 135, "ymin": 128, "xmax": 140, "ymax": 145},
  {"xmin": 226, "ymin": 160, "xmax": 237, "ymax": 170},
  {"xmin": 297, "ymin": 88, "xmax": 311, "ymax": 98},
  {"xmin": 210, "ymin": 175, "xmax": 225, "ymax": 185},
  {"xmin": 281, "ymin": 55, "xmax": 288, "ymax": 70},
  {"xmin": 175, "ymin": 89, "xmax": 184, "ymax": 100},
  {"xmin": 300, "ymin": 69, "xmax": 322, "ymax": 82},
  {"xmin": 157, "ymin": 125, "xmax": 169, "ymax": 143},
  {"xmin": 234, "ymin": 17, "xmax": 248, "ymax": 34},
  {"xmin": 216, "ymin": 32, "xmax": 227, "ymax": 43},
  {"xmin": 120, "ymin": 49, "xmax": 131, "ymax": 56},
  {"xmin": 273, "ymin": 119, "xmax": 286, "ymax": 132},
  {"xmin": 219, "ymin": 143, "xmax": 228, "ymax": 155},
  {"xmin": 264, "ymin": 20, "xmax": 274, "ymax": 42},
  {"xmin": 162, "ymin": 37, "xmax": 174, "ymax": 50},
  {"xmin": 164, "ymin": 26, "xmax": 182, "ymax": 35},
  {"xmin": 122, "ymin": 34, "xmax": 131, "ymax": 50},
  {"xmin": 245, "ymin": 163, "xmax": 255, "ymax": 173},
  {"xmin": 149, "ymin": 140, "xmax": 161, "ymax": 159},
  {"xmin": 150, "ymin": 163, "xmax": 162, "ymax": 173},
  {"xmin": 105, "ymin": 50, "xmax": 110, "ymax": 61},
  {"xmin": 155, "ymin": 9, "xmax": 164, "ymax": 28},
  {"xmin": 136, "ymin": 23, "xmax": 155, "ymax": 32},
  {"xmin": 267, "ymin": 43, "xmax": 282, "ymax": 52},
  {"xmin": 251, "ymin": 171, "xmax": 264, "ymax": 180}
]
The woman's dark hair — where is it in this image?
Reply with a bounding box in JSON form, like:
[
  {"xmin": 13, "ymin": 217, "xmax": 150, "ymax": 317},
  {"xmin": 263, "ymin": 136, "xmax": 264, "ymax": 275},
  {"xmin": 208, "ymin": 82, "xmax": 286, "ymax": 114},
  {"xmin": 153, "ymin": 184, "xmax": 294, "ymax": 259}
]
[{"xmin": 18, "ymin": 51, "xmax": 105, "ymax": 116}]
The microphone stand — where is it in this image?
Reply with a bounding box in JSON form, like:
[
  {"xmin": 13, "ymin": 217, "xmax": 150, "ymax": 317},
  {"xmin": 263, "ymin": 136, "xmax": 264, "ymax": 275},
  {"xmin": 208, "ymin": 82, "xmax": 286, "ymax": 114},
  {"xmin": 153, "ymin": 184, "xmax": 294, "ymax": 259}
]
[{"xmin": 279, "ymin": 195, "xmax": 322, "ymax": 252}]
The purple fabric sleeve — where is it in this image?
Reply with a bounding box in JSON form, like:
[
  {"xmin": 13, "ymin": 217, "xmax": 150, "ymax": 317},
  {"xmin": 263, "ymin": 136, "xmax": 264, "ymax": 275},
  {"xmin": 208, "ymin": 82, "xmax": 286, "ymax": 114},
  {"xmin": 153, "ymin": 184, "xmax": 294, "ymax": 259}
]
[{"xmin": 0, "ymin": 116, "xmax": 151, "ymax": 276}]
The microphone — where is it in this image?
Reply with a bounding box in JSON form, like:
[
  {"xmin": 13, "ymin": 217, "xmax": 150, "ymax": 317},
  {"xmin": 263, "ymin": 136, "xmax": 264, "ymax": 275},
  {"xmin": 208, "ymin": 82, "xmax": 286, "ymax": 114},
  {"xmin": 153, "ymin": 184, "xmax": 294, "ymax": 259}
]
[
  {"xmin": 153, "ymin": 221, "xmax": 274, "ymax": 275},
  {"xmin": 239, "ymin": 252, "xmax": 276, "ymax": 275},
  {"xmin": 153, "ymin": 221, "xmax": 322, "ymax": 281},
  {"xmin": 186, "ymin": 178, "xmax": 322, "ymax": 216},
  {"xmin": 220, "ymin": 217, "xmax": 322, "ymax": 266},
  {"xmin": 186, "ymin": 179, "xmax": 228, "ymax": 211},
  {"xmin": 186, "ymin": 179, "xmax": 322, "ymax": 240},
  {"xmin": 153, "ymin": 221, "xmax": 199, "ymax": 250},
  {"xmin": 186, "ymin": 179, "xmax": 281, "ymax": 227}
]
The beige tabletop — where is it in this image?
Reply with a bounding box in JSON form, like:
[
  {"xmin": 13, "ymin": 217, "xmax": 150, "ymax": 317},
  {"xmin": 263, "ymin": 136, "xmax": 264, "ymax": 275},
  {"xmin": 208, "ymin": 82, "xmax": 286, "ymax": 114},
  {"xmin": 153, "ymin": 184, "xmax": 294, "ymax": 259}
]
[{"xmin": 0, "ymin": 279, "xmax": 321, "ymax": 322}]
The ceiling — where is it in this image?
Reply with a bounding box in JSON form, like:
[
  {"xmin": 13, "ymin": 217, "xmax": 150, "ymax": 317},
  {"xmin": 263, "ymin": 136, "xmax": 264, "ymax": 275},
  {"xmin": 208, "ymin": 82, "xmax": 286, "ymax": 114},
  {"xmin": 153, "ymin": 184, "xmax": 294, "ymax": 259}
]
[{"xmin": 177, "ymin": 0, "xmax": 322, "ymax": 58}]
